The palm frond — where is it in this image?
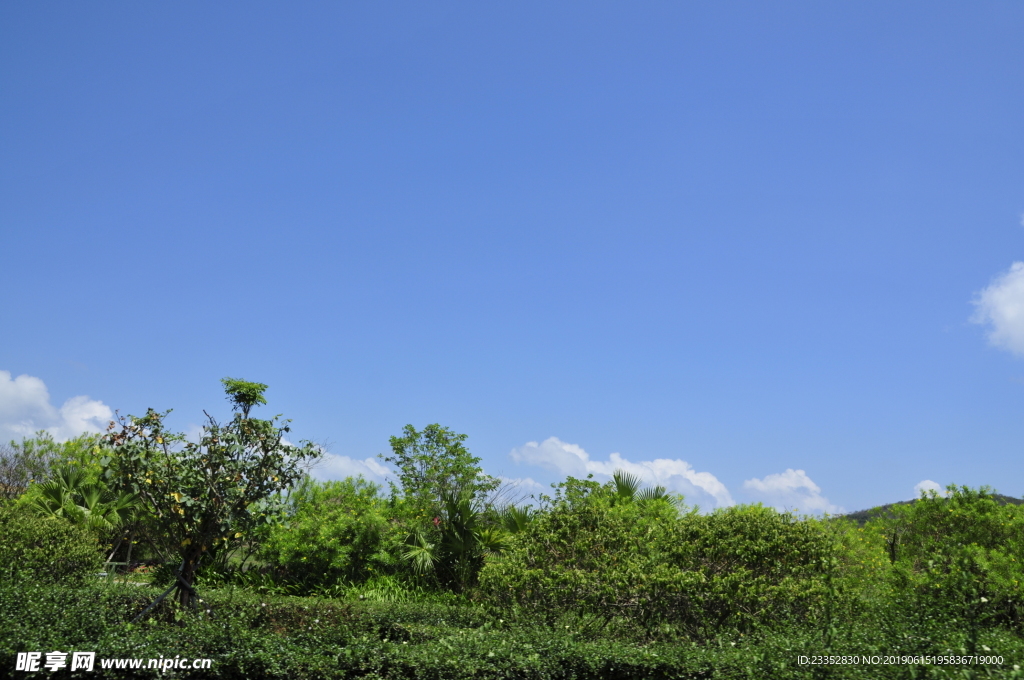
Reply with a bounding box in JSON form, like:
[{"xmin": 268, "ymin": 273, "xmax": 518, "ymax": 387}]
[
  {"xmin": 612, "ymin": 470, "xmax": 643, "ymax": 503},
  {"xmin": 636, "ymin": 485, "xmax": 685, "ymax": 510},
  {"xmin": 473, "ymin": 527, "xmax": 509, "ymax": 556},
  {"xmin": 401, "ymin": 531, "xmax": 439, "ymax": 574},
  {"xmin": 499, "ymin": 505, "xmax": 534, "ymax": 533}
]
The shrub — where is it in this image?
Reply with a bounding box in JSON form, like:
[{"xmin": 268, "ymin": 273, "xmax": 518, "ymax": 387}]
[
  {"xmin": 0, "ymin": 504, "xmax": 103, "ymax": 585},
  {"xmin": 3, "ymin": 580, "xmax": 1023, "ymax": 679},
  {"xmin": 479, "ymin": 479, "xmax": 834, "ymax": 637},
  {"xmin": 869, "ymin": 486, "xmax": 1024, "ymax": 632},
  {"xmin": 260, "ymin": 477, "xmax": 389, "ymax": 591}
]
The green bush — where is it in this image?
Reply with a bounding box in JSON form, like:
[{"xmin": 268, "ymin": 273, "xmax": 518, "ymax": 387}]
[
  {"xmin": 868, "ymin": 486, "xmax": 1024, "ymax": 632},
  {"xmin": 260, "ymin": 477, "xmax": 389, "ymax": 591},
  {"xmin": 0, "ymin": 504, "xmax": 103, "ymax": 585},
  {"xmin": 479, "ymin": 479, "xmax": 834, "ymax": 637},
  {"xmin": 479, "ymin": 478, "xmax": 684, "ymax": 629}
]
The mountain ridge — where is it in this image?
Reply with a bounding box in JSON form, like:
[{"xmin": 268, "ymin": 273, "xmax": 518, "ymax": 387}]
[{"xmin": 840, "ymin": 493, "xmax": 1024, "ymax": 525}]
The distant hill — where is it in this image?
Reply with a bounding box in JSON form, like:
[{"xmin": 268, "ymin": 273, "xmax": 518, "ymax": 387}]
[{"xmin": 841, "ymin": 493, "xmax": 1024, "ymax": 525}]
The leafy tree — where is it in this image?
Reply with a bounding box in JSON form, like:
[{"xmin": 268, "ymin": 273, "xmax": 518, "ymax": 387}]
[
  {"xmin": 401, "ymin": 487, "xmax": 510, "ymax": 592},
  {"xmin": 0, "ymin": 432, "xmax": 102, "ymax": 501},
  {"xmin": 381, "ymin": 424, "xmax": 498, "ymax": 511},
  {"xmin": 378, "ymin": 424, "xmax": 502, "ymax": 591},
  {"xmin": 104, "ymin": 378, "xmax": 321, "ymax": 608}
]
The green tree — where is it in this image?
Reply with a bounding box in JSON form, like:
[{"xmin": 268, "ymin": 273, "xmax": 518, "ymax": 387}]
[
  {"xmin": 104, "ymin": 378, "xmax": 321, "ymax": 608},
  {"xmin": 401, "ymin": 487, "xmax": 510, "ymax": 592},
  {"xmin": 378, "ymin": 424, "xmax": 503, "ymax": 592},
  {"xmin": 0, "ymin": 432, "xmax": 103, "ymax": 501},
  {"xmin": 381, "ymin": 424, "xmax": 498, "ymax": 510}
]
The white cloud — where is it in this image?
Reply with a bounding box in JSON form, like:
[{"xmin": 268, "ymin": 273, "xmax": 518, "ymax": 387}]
[
  {"xmin": 509, "ymin": 436, "xmax": 734, "ymax": 508},
  {"xmin": 913, "ymin": 479, "xmax": 944, "ymax": 497},
  {"xmin": 972, "ymin": 262, "xmax": 1024, "ymax": 356},
  {"xmin": 743, "ymin": 469, "xmax": 842, "ymax": 514},
  {"xmin": 496, "ymin": 475, "xmax": 546, "ymax": 494},
  {"xmin": 510, "ymin": 437, "xmax": 590, "ymax": 477},
  {"xmin": 0, "ymin": 370, "xmax": 112, "ymax": 443},
  {"xmin": 311, "ymin": 453, "xmax": 392, "ymax": 484}
]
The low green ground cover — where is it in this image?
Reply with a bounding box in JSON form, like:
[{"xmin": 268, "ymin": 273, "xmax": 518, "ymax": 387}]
[{"xmin": 2, "ymin": 579, "xmax": 1022, "ymax": 679}]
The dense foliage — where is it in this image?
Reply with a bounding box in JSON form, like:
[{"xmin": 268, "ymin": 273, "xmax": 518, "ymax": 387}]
[
  {"xmin": 0, "ymin": 432, "xmax": 103, "ymax": 501},
  {"xmin": 260, "ymin": 476, "xmax": 389, "ymax": 591},
  {"xmin": 102, "ymin": 379, "xmax": 321, "ymax": 606},
  {"xmin": 2, "ymin": 579, "xmax": 1023, "ymax": 679},
  {"xmin": 1, "ymin": 386, "xmax": 1022, "ymax": 678},
  {"xmin": 0, "ymin": 504, "xmax": 103, "ymax": 585},
  {"xmin": 479, "ymin": 477, "xmax": 836, "ymax": 638}
]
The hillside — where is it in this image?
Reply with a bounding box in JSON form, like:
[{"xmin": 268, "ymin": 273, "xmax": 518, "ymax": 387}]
[{"xmin": 842, "ymin": 492, "xmax": 1024, "ymax": 525}]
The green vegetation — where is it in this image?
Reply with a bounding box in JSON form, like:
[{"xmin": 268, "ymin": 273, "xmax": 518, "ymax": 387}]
[
  {"xmin": 0, "ymin": 504, "xmax": 103, "ymax": 586},
  {"xmin": 102, "ymin": 378, "xmax": 321, "ymax": 607},
  {"xmin": 1, "ymin": 380, "xmax": 1022, "ymax": 677}
]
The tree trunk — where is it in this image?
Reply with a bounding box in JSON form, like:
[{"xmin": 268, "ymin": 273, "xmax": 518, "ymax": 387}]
[
  {"xmin": 175, "ymin": 552, "xmax": 202, "ymax": 609},
  {"xmin": 124, "ymin": 526, "xmax": 135, "ymax": 568}
]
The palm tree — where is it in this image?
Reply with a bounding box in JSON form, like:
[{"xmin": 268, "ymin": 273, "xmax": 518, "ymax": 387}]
[
  {"xmin": 499, "ymin": 505, "xmax": 534, "ymax": 534},
  {"xmin": 611, "ymin": 470, "xmax": 683, "ymax": 509},
  {"xmin": 400, "ymin": 488, "xmax": 524, "ymax": 592},
  {"xmin": 29, "ymin": 464, "xmax": 141, "ymax": 567}
]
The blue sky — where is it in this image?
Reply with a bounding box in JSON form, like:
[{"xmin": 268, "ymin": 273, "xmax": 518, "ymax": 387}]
[{"xmin": 2, "ymin": 2, "xmax": 1023, "ymax": 513}]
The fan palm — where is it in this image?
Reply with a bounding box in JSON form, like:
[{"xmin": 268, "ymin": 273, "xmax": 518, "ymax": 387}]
[
  {"xmin": 29, "ymin": 464, "xmax": 141, "ymax": 567},
  {"xmin": 611, "ymin": 469, "xmax": 684, "ymax": 509},
  {"xmin": 400, "ymin": 487, "xmax": 516, "ymax": 591}
]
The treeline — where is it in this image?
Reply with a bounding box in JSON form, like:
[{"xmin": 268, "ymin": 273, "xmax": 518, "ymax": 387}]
[{"xmin": 1, "ymin": 380, "xmax": 1023, "ymax": 678}]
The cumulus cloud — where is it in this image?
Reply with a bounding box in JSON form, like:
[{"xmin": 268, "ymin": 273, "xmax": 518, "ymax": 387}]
[
  {"xmin": 0, "ymin": 370, "xmax": 112, "ymax": 443},
  {"xmin": 509, "ymin": 436, "xmax": 734, "ymax": 508},
  {"xmin": 311, "ymin": 453, "xmax": 392, "ymax": 484},
  {"xmin": 743, "ymin": 469, "xmax": 842, "ymax": 514},
  {"xmin": 913, "ymin": 479, "xmax": 945, "ymax": 497},
  {"xmin": 972, "ymin": 262, "xmax": 1024, "ymax": 356},
  {"xmin": 510, "ymin": 437, "xmax": 590, "ymax": 477},
  {"xmin": 495, "ymin": 476, "xmax": 546, "ymax": 494}
]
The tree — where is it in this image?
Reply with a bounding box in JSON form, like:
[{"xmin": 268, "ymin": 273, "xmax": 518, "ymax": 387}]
[
  {"xmin": 0, "ymin": 432, "xmax": 101, "ymax": 501},
  {"xmin": 379, "ymin": 424, "xmax": 502, "ymax": 591},
  {"xmin": 104, "ymin": 378, "xmax": 321, "ymax": 608},
  {"xmin": 381, "ymin": 424, "xmax": 498, "ymax": 510},
  {"xmin": 402, "ymin": 487, "xmax": 510, "ymax": 592}
]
